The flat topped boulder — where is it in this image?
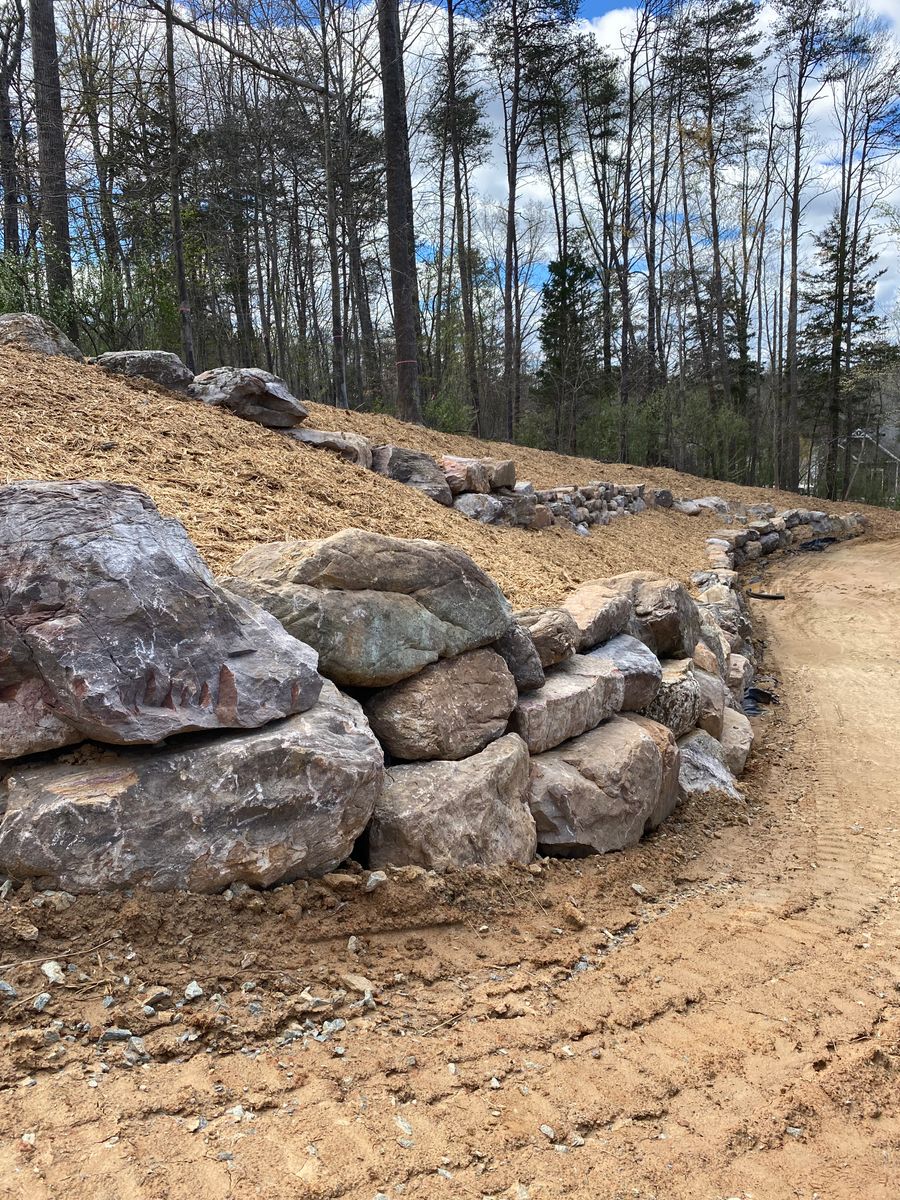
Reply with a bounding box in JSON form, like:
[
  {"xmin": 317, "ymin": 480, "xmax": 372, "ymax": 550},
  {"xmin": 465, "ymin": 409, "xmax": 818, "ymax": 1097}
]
[
  {"xmin": 189, "ymin": 366, "xmax": 308, "ymax": 428},
  {"xmin": 440, "ymin": 455, "xmax": 491, "ymax": 495},
  {"xmin": 528, "ymin": 715, "xmax": 667, "ymax": 857},
  {"xmin": 371, "ymin": 445, "xmax": 453, "ymax": 506},
  {"xmin": 677, "ymin": 729, "xmax": 740, "ymax": 801},
  {"xmin": 0, "ymin": 682, "xmax": 383, "ymax": 893},
  {"xmin": 0, "ymin": 312, "xmax": 83, "ymax": 360},
  {"xmin": 364, "ymin": 648, "xmax": 517, "ymax": 761},
  {"xmin": 0, "ymin": 481, "xmax": 322, "ymax": 760},
  {"xmin": 559, "ymin": 582, "xmax": 633, "ymax": 651},
  {"xmin": 223, "ymin": 529, "xmax": 512, "ymax": 688},
  {"xmin": 95, "ymin": 350, "xmax": 193, "ymax": 392},
  {"xmin": 509, "ymin": 654, "xmax": 625, "ymax": 755},
  {"xmin": 368, "ymin": 734, "xmax": 536, "ymax": 871}
]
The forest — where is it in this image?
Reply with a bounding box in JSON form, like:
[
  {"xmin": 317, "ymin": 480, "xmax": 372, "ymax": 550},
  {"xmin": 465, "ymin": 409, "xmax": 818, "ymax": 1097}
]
[{"xmin": 3, "ymin": 0, "xmax": 900, "ymax": 502}]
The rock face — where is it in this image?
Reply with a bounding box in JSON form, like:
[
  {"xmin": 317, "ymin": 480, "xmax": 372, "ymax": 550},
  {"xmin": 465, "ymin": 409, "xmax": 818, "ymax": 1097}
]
[
  {"xmin": 492, "ymin": 623, "xmax": 545, "ymax": 692},
  {"xmin": 509, "ymin": 655, "xmax": 624, "ymax": 754},
  {"xmin": 720, "ymin": 708, "xmax": 754, "ymax": 776},
  {"xmin": 0, "ymin": 482, "xmax": 322, "ymax": 760},
  {"xmin": 223, "ymin": 529, "xmax": 512, "ymax": 688},
  {"xmin": 677, "ymin": 730, "xmax": 740, "ymax": 800},
  {"xmin": 516, "ymin": 607, "xmax": 580, "ymax": 668},
  {"xmin": 0, "ymin": 312, "xmax": 83, "ymax": 360},
  {"xmin": 368, "ymin": 735, "xmax": 535, "ymax": 870},
  {"xmin": 559, "ymin": 582, "xmax": 633, "ymax": 651},
  {"xmin": 587, "ymin": 634, "xmax": 662, "ymax": 711},
  {"xmin": 0, "ymin": 682, "xmax": 383, "ymax": 893},
  {"xmin": 622, "ymin": 715, "xmax": 680, "ymax": 830},
  {"xmin": 527, "ymin": 716, "xmax": 665, "ymax": 856},
  {"xmin": 288, "ymin": 428, "xmax": 373, "ymax": 468},
  {"xmin": 605, "ymin": 573, "xmax": 700, "ymax": 657},
  {"xmin": 364, "ymin": 649, "xmax": 518, "ymax": 761},
  {"xmin": 694, "ymin": 668, "xmax": 727, "ymax": 740},
  {"xmin": 189, "ymin": 367, "xmax": 308, "ymax": 428},
  {"xmin": 96, "ymin": 350, "xmax": 193, "ymax": 392},
  {"xmin": 371, "ymin": 445, "xmax": 453, "ymax": 506},
  {"xmin": 453, "ymin": 493, "xmax": 503, "ymax": 523},
  {"xmin": 642, "ymin": 659, "xmax": 702, "ymax": 738},
  {"xmin": 440, "ymin": 456, "xmax": 491, "ymax": 495}
]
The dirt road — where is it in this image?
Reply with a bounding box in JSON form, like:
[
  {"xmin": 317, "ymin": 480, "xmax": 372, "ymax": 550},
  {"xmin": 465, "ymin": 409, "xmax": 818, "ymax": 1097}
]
[{"xmin": 1, "ymin": 538, "xmax": 898, "ymax": 1200}]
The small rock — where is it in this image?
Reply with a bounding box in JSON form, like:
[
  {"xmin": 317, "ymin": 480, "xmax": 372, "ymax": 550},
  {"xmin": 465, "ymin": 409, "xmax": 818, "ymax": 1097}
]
[
  {"xmin": 630, "ymin": 883, "xmax": 649, "ymax": 898},
  {"xmin": 347, "ymin": 936, "xmax": 361, "ymax": 955},
  {"xmin": 539, "ymin": 1124, "xmax": 556, "ymax": 1140},
  {"xmin": 490, "ymin": 1077, "xmax": 501, "ymax": 1089},
  {"xmin": 184, "ymin": 981, "xmax": 203, "ymax": 1001},
  {"xmin": 33, "ymin": 993, "xmax": 51, "ymax": 1012},
  {"xmin": 365, "ymin": 871, "xmax": 388, "ymax": 893},
  {"xmin": 564, "ymin": 901, "xmax": 586, "ymax": 929},
  {"xmin": 99, "ymin": 1027, "xmax": 133, "ymax": 1043},
  {"xmin": 0, "ymin": 980, "xmax": 17, "ymax": 999},
  {"xmin": 40, "ymin": 961, "xmax": 66, "ymax": 986}
]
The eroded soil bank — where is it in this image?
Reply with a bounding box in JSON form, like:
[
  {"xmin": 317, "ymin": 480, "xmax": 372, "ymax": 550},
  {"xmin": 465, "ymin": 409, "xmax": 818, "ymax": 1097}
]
[{"xmin": 1, "ymin": 538, "xmax": 898, "ymax": 1199}]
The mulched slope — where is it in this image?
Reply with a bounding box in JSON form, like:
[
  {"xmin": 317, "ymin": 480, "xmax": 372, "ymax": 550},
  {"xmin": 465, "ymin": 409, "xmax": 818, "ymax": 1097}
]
[{"xmin": 3, "ymin": 348, "xmax": 896, "ymax": 608}]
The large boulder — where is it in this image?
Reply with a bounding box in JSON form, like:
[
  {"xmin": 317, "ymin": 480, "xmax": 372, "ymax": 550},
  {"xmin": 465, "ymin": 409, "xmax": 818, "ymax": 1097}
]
[
  {"xmin": 484, "ymin": 458, "xmax": 516, "ymax": 489},
  {"xmin": 491, "ymin": 622, "xmax": 545, "ymax": 692},
  {"xmin": 453, "ymin": 493, "xmax": 503, "ymax": 524},
  {"xmin": 727, "ymin": 652, "xmax": 754, "ymax": 702},
  {"xmin": 604, "ymin": 573, "xmax": 701, "ymax": 658},
  {"xmin": 0, "ymin": 682, "xmax": 382, "ymax": 893},
  {"xmin": 371, "ymin": 445, "xmax": 453, "ymax": 506},
  {"xmin": 694, "ymin": 667, "xmax": 727, "ymax": 740},
  {"xmin": 516, "ymin": 607, "xmax": 580, "ymax": 668},
  {"xmin": 440, "ymin": 455, "xmax": 491, "ymax": 495},
  {"xmin": 720, "ymin": 708, "xmax": 754, "ymax": 776},
  {"xmin": 509, "ymin": 654, "xmax": 624, "ymax": 755},
  {"xmin": 622, "ymin": 715, "xmax": 680, "ymax": 830},
  {"xmin": 368, "ymin": 734, "xmax": 536, "ymax": 870},
  {"xmin": 677, "ymin": 730, "xmax": 740, "ymax": 801},
  {"xmin": 189, "ymin": 366, "xmax": 308, "ymax": 428},
  {"xmin": 527, "ymin": 716, "xmax": 665, "ymax": 857},
  {"xmin": 642, "ymin": 658, "xmax": 702, "ymax": 738},
  {"xmin": 95, "ymin": 350, "xmax": 192, "ymax": 392},
  {"xmin": 363, "ymin": 649, "xmax": 517, "ymax": 761},
  {"xmin": 0, "ymin": 482, "xmax": 322, "ymax": 761},
  {"xmin": 587, "ymin": 634, "xmax": 662, "ymax": 711},
  {"xmin": 223, "ymin": 529, "xmax": 512, "ymax": 688},
  {"xmin": 0, "ymin": 312, "xmax": 83, "ymax": 361},
  {"xmin": 287, "ymin": 428, "xmax": 373, "ymax": 469},
  {"xmin": 559, "ymin": 582, "xmax": 633, "ymax": 651}
]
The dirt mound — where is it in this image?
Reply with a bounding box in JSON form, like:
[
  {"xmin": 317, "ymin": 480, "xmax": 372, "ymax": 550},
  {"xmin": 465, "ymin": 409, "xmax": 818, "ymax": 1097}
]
[{"xmin": 5, "ymin": 348, "xmax": 895, "ymax": 610}]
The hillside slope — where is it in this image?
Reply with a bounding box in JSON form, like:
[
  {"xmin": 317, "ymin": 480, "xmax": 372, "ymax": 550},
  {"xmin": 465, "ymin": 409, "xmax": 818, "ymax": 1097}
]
[{"xmin": 3, "ymin": 348, "xmax": 896, "ymax": 607}]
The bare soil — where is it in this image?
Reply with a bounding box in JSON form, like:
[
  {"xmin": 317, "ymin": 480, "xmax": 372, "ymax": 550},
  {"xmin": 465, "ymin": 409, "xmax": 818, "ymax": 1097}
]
[{"xmin": 1, "ymin": 539, "xmax": 897, "ymax": 1199}]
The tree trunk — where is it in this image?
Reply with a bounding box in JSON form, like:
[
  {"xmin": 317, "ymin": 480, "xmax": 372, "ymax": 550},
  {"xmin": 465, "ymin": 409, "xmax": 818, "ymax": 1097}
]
[{"xmin": 164, "ymin": 0, "xmax": 195, "ymax": 371}]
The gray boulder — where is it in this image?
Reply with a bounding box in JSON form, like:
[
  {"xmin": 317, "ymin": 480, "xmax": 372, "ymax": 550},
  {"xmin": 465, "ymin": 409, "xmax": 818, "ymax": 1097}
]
[
  {"xmin": 604, "ymin": 572, "xmax": 701, "ymax": 658},
  {"xmin": 223, "ymin": 529, "xmax": 512, "ymax": 688},
  {"xmin": 0, "ymin": 482, "xmax": 322, "ymax": 761},
  {"xmin": 364, "ymin": 648, "xmax": 517, "ymax": 761},
  {"xmin": 527, "ymin": 716, "xmax": 665, "ymax": 856},
  {"xmin": 509, "ymin": 654, "xmax": 625, "ymax": 754},
  {"xmin": 190, "ymin": 366, "xmax": 308, "ymax": 428},
  {"xmin": 96, "ymin": 350, "xmax": 193, "ymax": 392},
  {"xmin": 642, "ymin": 659, "xmax": 702, "ymax": 738},
  {"xmin": 720, "ymin": 708, "xmax": 754, "ymax": 776},
  {"xmin": 371, "ymin": 445, "xmax": 453, "ymax": 505},
  {"xmin": 492, "ymin": 622, "xmax": 545, "ymax": 692},
  {"xmin": 622, "ymin": 715, "xmax": 680, "ymax": 830},
  {"xmin": 368, "ymin": 734, "xmax": 536, "ymax": 870},
  {"xmin": 453, "ymin": 493, "xmax": 503, "ymax": 523},
  {"xmin": 516, "ymin": 607, "xmax": 580, "ymax": 667},
  {"xmin": 587, "ymin": 634, "xmax": 662, "ymax": 711},
  {"xmin": 0, "ymin": 312, "xmax": 83, "ymax": 360},
  {"xmin": 727, "ymin": 652, "xmax": 754, "ymax": 702},
  {"xmin": 287, "ymin": 428, "xmax": 373, "ymax": 468},
  {"xmin": 695, "ymin": 667, "xmax": 727, "ymax": 740},
  {"xmin": 0, "ymin": 682, "xmax": 383, "ymax": 893},
  {"xmin": 559, "ymin": 582, "xmax": 633, "ymax": 651},
  {"xmin": 677, "ymin": 729, "xmax": 740, "ymax": 800}
]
